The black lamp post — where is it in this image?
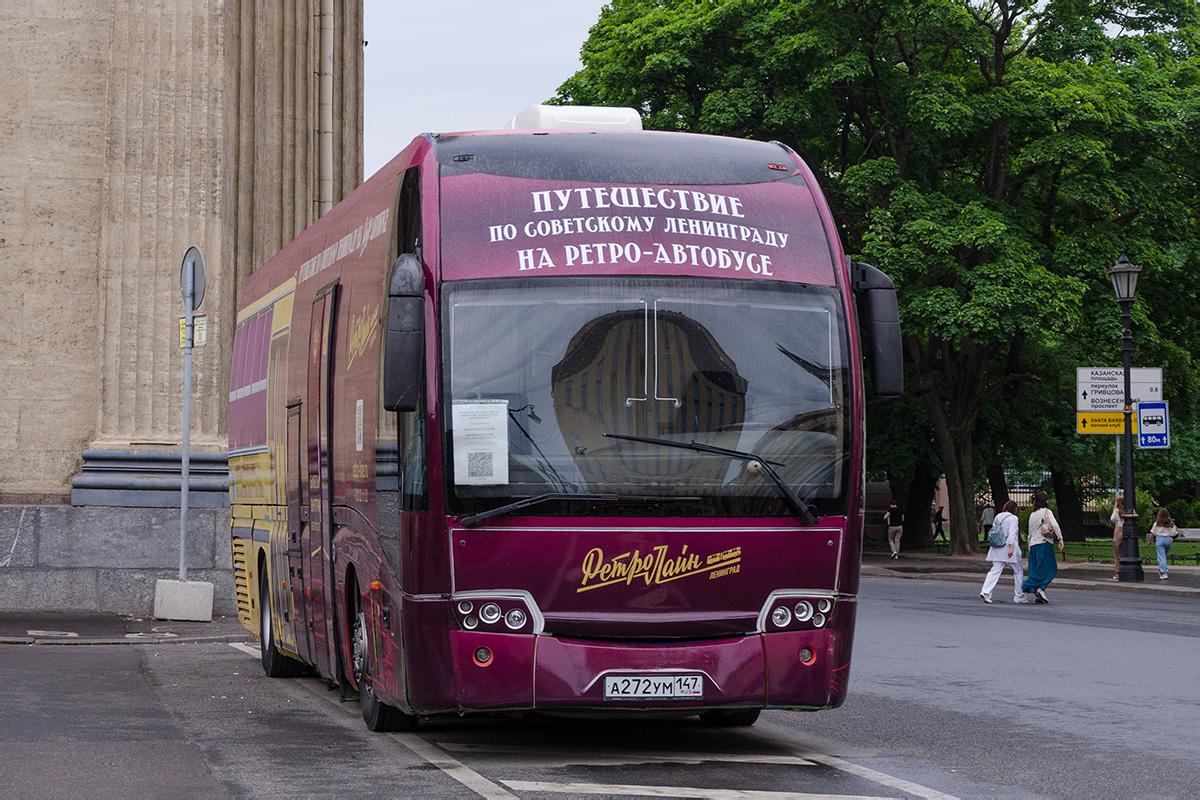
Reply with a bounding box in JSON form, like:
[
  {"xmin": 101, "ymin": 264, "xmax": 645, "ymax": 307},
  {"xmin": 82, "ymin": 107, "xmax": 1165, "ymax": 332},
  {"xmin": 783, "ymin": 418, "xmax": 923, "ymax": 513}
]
[{"xmin": 1108, "ymin": 251, "xmax": 1145, "ymax": 582}]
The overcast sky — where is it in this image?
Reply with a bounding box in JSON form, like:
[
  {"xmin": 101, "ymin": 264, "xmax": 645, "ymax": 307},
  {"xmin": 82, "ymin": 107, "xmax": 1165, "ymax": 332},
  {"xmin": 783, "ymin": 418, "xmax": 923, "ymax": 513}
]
[{"xmin": 363, "ymin": 0, "xmax": 610, "ymax": 175}]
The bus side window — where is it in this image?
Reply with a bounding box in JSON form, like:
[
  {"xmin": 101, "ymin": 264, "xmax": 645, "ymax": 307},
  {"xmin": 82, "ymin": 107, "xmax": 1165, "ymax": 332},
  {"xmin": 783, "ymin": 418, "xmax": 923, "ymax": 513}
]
[
  {"xmin": 375, "ymin": 166, "xmax": 428, "ymax": 577},
  {"xmin": 391, "ymin": 165, "xmax": 426, "ymax": 513},
  {"xmin": 397, "ymin": 166, "xmax": 421, "ymax": 255}
]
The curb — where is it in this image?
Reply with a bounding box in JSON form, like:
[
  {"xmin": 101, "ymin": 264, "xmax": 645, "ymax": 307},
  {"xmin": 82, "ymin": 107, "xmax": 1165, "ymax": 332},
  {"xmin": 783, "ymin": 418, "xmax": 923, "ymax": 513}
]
[
  {"xmin": 0, "ymin": 633, "xmax": 255, "ymax": 646},
  {"xmin": 863, "ymin": 564, "xmax": 1200, "ymax": 599},
  {"xmin": 0, "ymin": 613, "xmax": 254, "ymax": 647}
]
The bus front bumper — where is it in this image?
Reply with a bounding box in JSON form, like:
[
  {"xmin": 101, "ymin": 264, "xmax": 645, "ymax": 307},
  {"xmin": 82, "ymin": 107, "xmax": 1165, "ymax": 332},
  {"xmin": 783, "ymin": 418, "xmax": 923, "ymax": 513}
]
[{"xmin": 449, "ymin": 623, "xmax": 853, "ymax": 713}]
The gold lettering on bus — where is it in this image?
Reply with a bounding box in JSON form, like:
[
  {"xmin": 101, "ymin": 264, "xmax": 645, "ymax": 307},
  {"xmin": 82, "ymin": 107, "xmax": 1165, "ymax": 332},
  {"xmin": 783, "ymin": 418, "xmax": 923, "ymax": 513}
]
[
  {"xmin": 347, "ymin": 303, "xmax": 380, "ymax": 368},
  {"xmin": 578, "ymin": 544, "xmax": 740, "ymax": 593}
]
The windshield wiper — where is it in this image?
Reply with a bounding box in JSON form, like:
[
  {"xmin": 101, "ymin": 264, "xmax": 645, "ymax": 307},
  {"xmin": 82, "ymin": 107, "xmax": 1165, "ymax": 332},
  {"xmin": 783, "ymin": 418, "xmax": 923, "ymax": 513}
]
[
  {"xmin": 459, "ymin": 492, "xmax": 701, "ymax": 528},
  {"xmin": 601, "ymin": 432, "xmax": 818, "ymax": 525}
]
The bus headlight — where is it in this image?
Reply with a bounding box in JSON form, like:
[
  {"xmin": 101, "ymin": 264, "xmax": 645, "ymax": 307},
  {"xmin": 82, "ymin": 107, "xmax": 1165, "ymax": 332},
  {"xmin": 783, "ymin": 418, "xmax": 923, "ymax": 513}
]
[
  {"xmin": 453, "ymin": 593, "xmax": 543, "ymax": 634},
  {"xmin": 793, "ymin": 600, "xmax": 813, "ymax": 622},
  {"xmin": 758, "ymin": 593, "xmax": 838, "ymax": 632},
  {"xmin": 480, "ymin": 603, "xmax": 502, "ymax": 624}
]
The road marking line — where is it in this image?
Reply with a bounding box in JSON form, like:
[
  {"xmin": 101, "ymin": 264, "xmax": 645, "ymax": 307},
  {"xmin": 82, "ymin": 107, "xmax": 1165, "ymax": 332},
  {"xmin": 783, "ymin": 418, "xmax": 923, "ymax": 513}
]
[
  {"xmin": 27, "ymin": 630, "xmax": 79, "ymax": 637},
  {"xmin": 219, "ymin": 644, "xmax": 947, "ymax": 800},
  {"xmin": 501, "ymin": 780, "xmax": 891, "ymax": 798},
  {"xmin": 800, "ymin": 753, "xmax": 958, "ymax": 800},
  {"xmin": 231, "ymin": 662, "xmax": 512, "ymax": 799},
  {"xmin": 391, "ymin": 733, "xmax": 516, "ymax": 799},
  {"xmin": 229, "ymin": 642, "xmax": 259, "ymax": 658},
  {"xmin": 441, "ymin": 742, "xmax": 814, "ymax": 766}
]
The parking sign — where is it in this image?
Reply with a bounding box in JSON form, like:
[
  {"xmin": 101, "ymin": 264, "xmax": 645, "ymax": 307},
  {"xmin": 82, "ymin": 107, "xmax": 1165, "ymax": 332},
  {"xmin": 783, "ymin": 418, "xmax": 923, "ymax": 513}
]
[{"xmin": 1137, "ymin": 401, "xmax": 1169, "ymax": 449}]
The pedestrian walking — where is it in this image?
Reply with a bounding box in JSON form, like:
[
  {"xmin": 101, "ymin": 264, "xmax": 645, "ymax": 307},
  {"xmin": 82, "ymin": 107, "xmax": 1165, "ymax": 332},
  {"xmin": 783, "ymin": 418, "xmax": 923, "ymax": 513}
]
[
  {"xmin": 1022, "ymin": 491, "xmax": 1063, "ymax": 603},
  {"xmin": 884, "ymin": 501, "xmax": 904, "ymax": 559},
  {"xmin": 1110, "ymin": 495, "xmax": 1124, "ymax": 580},
  {"xmin": 980, "ymin": 500, "xmax": 1028, "ymax": 604},
  {"xmin": 979, "ymin": 505, "xmax": 995, "ymax": 543},
  {"xmin": 933, "ymin": 506, "xmax": 946, "ymax": 541},
  {"xmin": 1150, "ymin": 507, "xmax": 1182, "ymax": 580}
]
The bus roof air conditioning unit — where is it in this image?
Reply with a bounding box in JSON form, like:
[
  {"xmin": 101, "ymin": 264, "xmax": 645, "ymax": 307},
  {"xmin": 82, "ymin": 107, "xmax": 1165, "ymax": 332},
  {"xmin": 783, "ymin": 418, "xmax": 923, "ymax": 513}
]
[{"xmin": 503, "ymin": 104, "xmax": 643, "ymax": 131}]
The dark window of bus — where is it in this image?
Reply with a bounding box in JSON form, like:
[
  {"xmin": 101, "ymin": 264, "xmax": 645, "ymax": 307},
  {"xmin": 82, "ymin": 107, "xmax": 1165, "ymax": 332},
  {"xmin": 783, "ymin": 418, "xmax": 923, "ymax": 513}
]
[{"xmin": 441, "ymin": 277, "xmax": 851, "ymax": 519}]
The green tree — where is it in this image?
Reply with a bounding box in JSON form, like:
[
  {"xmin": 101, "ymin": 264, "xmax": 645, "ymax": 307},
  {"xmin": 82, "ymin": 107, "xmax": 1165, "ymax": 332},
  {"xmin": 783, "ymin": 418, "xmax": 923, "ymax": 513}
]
[{"xmin": 558, "ymin": 0, "xmax": 1200, "ymax": 554}]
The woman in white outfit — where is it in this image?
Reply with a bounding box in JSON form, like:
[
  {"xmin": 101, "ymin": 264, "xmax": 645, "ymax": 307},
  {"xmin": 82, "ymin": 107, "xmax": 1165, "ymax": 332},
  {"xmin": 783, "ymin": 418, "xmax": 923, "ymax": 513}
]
[{"xmin": 980, "ymin": 500, "xmax": 1028, "ymax": 604}]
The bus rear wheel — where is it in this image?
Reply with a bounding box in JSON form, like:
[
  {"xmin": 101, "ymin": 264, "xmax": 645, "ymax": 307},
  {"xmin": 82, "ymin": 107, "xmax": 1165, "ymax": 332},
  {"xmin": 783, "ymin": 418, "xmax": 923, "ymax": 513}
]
[
  {"xmin": 259, "ymin": 573, "xmax": 305, "ymax": 678},
  {"xmin": 351, "ymin": 593, "xmax": 417, "ymax": 732},
  {"xmin": 699, "ymin": 708, "xmax": 761, "ymax": 727}
]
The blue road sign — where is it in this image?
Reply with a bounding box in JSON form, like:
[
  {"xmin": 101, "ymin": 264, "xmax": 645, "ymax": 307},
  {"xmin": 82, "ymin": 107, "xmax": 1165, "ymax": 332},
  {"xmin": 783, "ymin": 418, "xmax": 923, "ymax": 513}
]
[{"xmin": 1138, "ymin": 401, "xmax": 1169, "ymax": 449}]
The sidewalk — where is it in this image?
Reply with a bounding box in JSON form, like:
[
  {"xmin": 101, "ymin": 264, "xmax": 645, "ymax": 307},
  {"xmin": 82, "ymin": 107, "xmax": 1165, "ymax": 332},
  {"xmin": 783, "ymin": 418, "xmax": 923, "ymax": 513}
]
[
  {"xmin": 0, "ymin": 611, "xmax": 252, "ymax": 646},
  {"xmin": 863, "ymin": 550, "xmax": 1200, "ymax": 599}
]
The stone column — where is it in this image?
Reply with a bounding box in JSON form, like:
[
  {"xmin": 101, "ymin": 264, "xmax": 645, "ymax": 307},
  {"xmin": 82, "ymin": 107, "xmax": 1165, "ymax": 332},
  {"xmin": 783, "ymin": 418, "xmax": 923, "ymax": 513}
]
[
  {"xmin": 93, "ymin": 0, "xmax": 229, "ymax": 452},
  {"xmin": 91, "ymin": 0, "xmax": 363, "ymax": 457}
]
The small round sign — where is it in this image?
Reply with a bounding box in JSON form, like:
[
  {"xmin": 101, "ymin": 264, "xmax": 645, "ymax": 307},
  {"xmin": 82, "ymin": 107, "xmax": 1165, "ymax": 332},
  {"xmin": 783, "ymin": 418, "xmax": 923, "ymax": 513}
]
[{"xmin": 180, "ymin": 246, "xmax": 207, "ymax": 311}]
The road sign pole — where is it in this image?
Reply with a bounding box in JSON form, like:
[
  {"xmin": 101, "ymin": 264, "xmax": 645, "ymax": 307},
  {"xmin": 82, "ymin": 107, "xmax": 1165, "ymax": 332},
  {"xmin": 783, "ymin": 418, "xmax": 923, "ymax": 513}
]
[
  {"xmin": 154, "ymin": 246, "xmax": 212, "ymax": 621},
  {"xmin": 1117, "ymin": 298, "xmax": 1144, "ymax": 583},
  {"xmin": 180, "ymin": 269, "xmax": 193, "ymax": 581}
]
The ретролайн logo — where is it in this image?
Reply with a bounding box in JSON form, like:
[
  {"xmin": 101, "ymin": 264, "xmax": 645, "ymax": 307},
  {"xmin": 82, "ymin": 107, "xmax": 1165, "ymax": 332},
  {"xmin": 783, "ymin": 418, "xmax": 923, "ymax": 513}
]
[{"xmin": 577, "ymin": 545, "xmax": 741, "ymax": 593}]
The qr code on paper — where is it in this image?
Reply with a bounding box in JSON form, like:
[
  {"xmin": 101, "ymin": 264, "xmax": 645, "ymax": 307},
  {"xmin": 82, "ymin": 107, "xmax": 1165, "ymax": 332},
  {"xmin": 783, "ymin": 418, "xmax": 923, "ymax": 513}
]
[{"xmin": 467, "ymin": 451, "xmax": 493, "ymax": 479}]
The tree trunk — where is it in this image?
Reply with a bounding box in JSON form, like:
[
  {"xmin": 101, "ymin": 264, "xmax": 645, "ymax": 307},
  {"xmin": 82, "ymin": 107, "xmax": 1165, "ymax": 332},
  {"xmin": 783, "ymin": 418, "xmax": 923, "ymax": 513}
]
[
  {"xmin": 1051, "ymin": 469, "xmax": 1084, "ymax": 542},
  {"xmin": 905, "ymin": 469, "xmax": 937, "ymax": 547},
  {"xmin": 908, "ymin": 335, "xmax": 989, "ymax": 556},
  {"xmin": 986, "ymin": 464, "xmax": 1009, "ymax": 511}
]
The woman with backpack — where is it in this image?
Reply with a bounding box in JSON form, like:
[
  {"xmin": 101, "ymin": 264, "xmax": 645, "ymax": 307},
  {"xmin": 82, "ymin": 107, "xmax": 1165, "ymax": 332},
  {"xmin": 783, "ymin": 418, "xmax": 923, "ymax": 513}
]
[
  {"xmin": 1022, "ymin": 491, "xmax": 1064, "ymax": 603},
  {"xmin": 980, "ymin": 500, "xmax": 1028, "ymax": 604}
]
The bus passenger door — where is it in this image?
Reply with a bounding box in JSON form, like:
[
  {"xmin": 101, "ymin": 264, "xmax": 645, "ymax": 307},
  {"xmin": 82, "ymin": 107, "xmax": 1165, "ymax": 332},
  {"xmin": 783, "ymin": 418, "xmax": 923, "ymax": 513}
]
[
  {"xmin": 304, "ymin": 284, "xmax": 339, "ymax": 680},
  {"xmin": 286, "ymin": 400, "xmax": 312, "ymax": 663}
]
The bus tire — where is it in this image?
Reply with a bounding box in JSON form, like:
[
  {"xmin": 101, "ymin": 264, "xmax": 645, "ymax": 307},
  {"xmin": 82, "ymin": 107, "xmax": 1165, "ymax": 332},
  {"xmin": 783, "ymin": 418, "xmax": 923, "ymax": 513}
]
[
  {"xmin": 699, "ymin": 708, "xmax": 761, "ymax": 727},
  {"xmin": 351, "ymin": 592, "xmax": 417, "ymax": 732},
  {"xmin": 259, "ymin": 570, "xmax": 305, "ymax": 678}
]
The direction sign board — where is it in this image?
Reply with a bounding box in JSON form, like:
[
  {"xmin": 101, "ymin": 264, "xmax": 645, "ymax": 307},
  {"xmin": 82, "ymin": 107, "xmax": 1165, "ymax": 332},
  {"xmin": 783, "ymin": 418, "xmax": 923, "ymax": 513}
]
[
  {"xmin": 1077, "ymin": 412, "xmax": 1138, "ymax": 435},
  {"xmin": 1076, "ymin": 367, "xmax": 1162, "ymax": 411},
  {"xmin": 1137, "ymin": 401, "xmax": 1169, "ymax": 448}
]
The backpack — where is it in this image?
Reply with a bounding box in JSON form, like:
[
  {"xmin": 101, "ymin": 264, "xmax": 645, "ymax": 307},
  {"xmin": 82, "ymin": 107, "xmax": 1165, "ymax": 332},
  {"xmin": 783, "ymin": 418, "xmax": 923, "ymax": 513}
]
[{"xmin": 988, "ymin": 514, "xmax": 1008, "ymax": 548}]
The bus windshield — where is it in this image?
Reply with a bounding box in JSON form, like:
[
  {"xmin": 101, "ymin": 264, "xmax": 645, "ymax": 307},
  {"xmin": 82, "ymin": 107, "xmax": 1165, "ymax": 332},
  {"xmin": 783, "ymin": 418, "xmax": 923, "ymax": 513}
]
[{"xmin": 442, "ymin": 277, "xmax": 850, "ymax": 519}]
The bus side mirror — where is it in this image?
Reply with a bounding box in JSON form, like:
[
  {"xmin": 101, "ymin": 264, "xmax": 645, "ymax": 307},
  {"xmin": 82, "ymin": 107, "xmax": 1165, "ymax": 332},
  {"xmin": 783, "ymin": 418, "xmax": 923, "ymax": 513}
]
[
  {"xmin": 383, "ymin": 254, "xmax": 425, "ymax": 412},
  {"xmin": 852, "ymin": 260, "xmax": 903, "ymax": 397}
]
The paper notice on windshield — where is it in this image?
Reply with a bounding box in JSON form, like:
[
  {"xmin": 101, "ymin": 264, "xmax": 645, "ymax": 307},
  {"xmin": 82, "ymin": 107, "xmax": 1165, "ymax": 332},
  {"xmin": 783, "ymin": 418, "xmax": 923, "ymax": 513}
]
[{"xmin": 452, "ymin": 400, "xmax": 509, "ymax": 485}]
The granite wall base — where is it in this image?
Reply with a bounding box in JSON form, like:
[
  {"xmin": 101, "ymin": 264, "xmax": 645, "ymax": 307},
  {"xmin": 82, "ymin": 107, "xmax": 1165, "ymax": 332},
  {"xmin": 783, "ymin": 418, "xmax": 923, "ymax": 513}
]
[{"xmin": 0, "ymin": 505, "xmax": 234, "ymax": 616}]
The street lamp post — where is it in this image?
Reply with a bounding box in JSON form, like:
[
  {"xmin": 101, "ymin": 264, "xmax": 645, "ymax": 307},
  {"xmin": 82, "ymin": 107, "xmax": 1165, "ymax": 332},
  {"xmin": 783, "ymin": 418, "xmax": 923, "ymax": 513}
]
[{"xmin": 1109, "ymin": 251, "xmax": 1145, "ymax": 583}]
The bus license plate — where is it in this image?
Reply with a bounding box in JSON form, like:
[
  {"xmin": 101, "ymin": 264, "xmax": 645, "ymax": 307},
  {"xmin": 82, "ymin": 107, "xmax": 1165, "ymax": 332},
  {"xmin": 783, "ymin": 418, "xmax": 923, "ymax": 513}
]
[{"xmin": 603, "ymin": 674, "xmax": 703, "ymax": 700}]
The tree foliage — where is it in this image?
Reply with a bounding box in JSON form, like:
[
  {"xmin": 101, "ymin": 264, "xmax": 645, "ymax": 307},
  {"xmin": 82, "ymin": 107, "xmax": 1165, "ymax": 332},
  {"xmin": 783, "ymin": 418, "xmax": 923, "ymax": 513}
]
[{"xmin": 559, "ymin": 0, "xmax": 1200, "ymax": 552}]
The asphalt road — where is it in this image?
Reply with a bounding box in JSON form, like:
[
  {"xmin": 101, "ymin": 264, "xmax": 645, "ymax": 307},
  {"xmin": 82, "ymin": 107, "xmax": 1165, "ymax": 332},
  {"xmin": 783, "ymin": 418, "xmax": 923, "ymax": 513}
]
[{"xmin": 2, "ymin": 574, "xmax": 1197, "ymax": 798}]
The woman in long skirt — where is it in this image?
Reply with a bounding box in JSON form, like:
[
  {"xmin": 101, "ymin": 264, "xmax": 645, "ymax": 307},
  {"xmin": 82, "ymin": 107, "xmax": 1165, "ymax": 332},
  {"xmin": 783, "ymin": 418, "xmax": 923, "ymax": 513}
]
[
  {"xmin": 1022, "ymin": 491, "xmax": 1064, "ymax": 603},
  {"xmin": 980, "ymin": 500, "xmax": 1027, "ymax": 604}
]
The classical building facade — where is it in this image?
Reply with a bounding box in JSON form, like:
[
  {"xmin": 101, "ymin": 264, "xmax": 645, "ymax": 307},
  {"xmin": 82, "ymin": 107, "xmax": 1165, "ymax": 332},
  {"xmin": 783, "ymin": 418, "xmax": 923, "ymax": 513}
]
[{"xmin": 0, "ymin": 1, "xmax": 364, "ymax": 612}]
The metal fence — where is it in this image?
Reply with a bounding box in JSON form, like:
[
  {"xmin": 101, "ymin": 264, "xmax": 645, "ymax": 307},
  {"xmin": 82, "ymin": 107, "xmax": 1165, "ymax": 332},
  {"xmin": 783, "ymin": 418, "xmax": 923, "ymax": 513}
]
[{"xmin": 975, "ymin": 471, "xmax": 1116, "ymax": 517}]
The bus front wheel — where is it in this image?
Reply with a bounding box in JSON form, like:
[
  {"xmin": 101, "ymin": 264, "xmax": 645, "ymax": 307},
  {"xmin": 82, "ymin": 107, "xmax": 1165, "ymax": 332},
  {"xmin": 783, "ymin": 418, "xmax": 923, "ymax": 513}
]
[{"xmin": 351, "ymin": 593, "xmax": 417, "ymax": 732}]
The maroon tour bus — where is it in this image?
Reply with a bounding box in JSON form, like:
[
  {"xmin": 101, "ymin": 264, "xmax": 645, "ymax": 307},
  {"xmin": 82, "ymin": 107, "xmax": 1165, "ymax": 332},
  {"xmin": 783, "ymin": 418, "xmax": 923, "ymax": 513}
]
[{"xmin": 228, "ymin": 106, "xmax": 901, "ymax": 731}]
